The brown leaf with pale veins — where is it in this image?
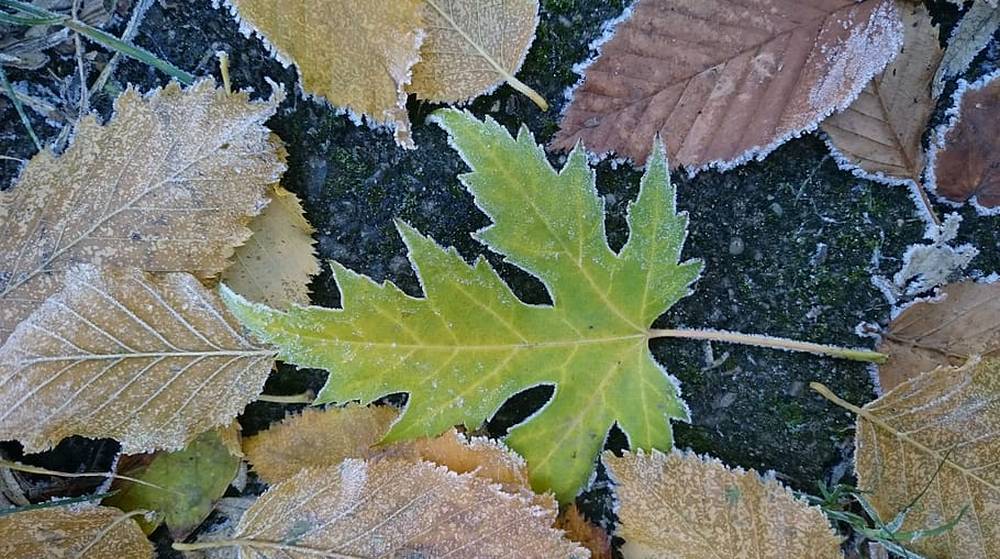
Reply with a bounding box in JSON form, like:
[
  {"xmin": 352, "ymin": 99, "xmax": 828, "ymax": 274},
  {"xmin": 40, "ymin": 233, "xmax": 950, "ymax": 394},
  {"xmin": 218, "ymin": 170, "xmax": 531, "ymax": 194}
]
[
  {"xmin": 409, "ymin": 0, "xmax": 545, "ymax": 108},
  {"xmin": 553, "ymin": 0, "xmax": 903, "ymax": 169},
  {"xmin": 929, "ymin": 71, "xmax": 1000, "ymax": 209},
  {"xmin": 180, "ymin": 459, "xmax": 587, "ymax": 558},
  {"xmin": 854, "ymin": 359, "xmax": 1000, "ymax": 559},
  {"xmin": 556, "ymin": 505, "xmax": 612, "ymax": 559},
  {"xmin": 0, "ymin": 266, "xmax": 275, "ymax": 454},
  {"xmin": 0, "ymin": 79, "xmax": 283, "ymax": 345},
  {"xmin": 243, "ymin": 404, "xmax": 397, "ymax": 484},
  {"xmin": 220, "ymin": 185, "xmax": 319, "ymax": 309},
  {"xmin": 878, "ymin": 281, "xmax": 1000, "ymax": 391},
  {"xmin": 822, "ymin": 2, "xmax": 942, "ymax": 186},
  {"xmin": 0, "ymin": 506, "xmax": 153, "ymax": 559},
  {"xmin": 604, "ymin": 450, "xmax": 843, "ymax": 559},
  {"xmin": 224, "ymin": 0, "xmax": 424, "ymax": 148}
]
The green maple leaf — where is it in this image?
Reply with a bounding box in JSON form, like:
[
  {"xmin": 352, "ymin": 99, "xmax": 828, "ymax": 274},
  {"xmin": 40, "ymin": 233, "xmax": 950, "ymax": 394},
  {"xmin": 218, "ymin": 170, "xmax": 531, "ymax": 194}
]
[{"xmin": 222, "ymin": 109, "xmax": 702, "ymax": 501}]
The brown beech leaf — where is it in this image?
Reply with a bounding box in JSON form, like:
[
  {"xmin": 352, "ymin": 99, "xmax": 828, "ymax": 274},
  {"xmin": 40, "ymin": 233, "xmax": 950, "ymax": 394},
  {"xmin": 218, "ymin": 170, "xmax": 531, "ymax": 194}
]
[
  {"xmin": 0, "ymin": 266, "xmax": 275, "ymax": 454},
  {"xmin": 604, "ymin": 450, "xmax": 843, "ymax": 559},
  {"xmin": 220, "ymin": 185, "xmax": 319, "ymax": 309},
  {"xmin": 409, "ymin": 0, "xmax": 544, "ymax": 108},
  {"xmin": 223, "ymin": 0, "xmax": 424, "ymax": 148},
  {"xmin": 928, "ymin": 71, "xmax": 1000, "ymax": 209},
  {"xmin": 177, "ymin": 459, "xmax": 587, "ymax": 558},
  {"xmin": 0, "ymin": 79, "xmax": 283, "ymax": 345},
  {"xmin": 850, "ymin": 359, "xmax": 1000, "ymax": 559},
  {"xmin": 822, "ymin": 2, "xmax": 943, "ymax": 186},
  {"xmin": 0, "ymin": 506, "xmax": 153, "ymax": 559},
  {"xmin": 553, "ymin": 0, "xmax": 903, "ymax": 169},
  {"xmin": 243, "ymin": 404, "xmax": 398, "ymax": 484},
  {"xmin": 556, "ymin": 505, "xmax": 612, "ymax": 559},
  {"xmin": 878, "ymin": 281, "xmax": 1000, "ymax": 391}
]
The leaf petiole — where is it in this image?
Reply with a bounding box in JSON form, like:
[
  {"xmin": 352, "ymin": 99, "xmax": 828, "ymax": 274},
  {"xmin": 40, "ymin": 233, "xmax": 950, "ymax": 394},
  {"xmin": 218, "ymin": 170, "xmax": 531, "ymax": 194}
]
[{"xmin": 648, "ymin": 328, "xmax": 887, "ymax": 363}]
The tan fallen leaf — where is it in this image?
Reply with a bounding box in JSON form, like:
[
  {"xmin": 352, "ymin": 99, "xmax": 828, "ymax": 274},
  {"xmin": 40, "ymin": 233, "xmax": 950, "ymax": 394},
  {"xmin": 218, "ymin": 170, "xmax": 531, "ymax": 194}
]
[
  {"xmin": 242, "ymin": 404, "xmax": 398, "ymax": 484},
  {"xmin": 0, "ymin": 506, "xmax": 153, "ymax": 559},
  {"xmin": 815, "ymin": 359, "xmax": 1000, "ymax": 559},
  {"xmin": 877, "ymin": 282, "xmax": 1000, "ymax": 391},
  {"xmin": 0, "ymin": 266, "xmax": 275, "ymax": 454},
  {"xmin": 409, "ymin": 0, "xmax": 546, "ymax": 109},
  {"xmin": 822, "ymin": 3, "xmax": 942, "ymax": 198},
  {"xmin": 223, "ymin": 0, "xmax": 424, "ymax": 148},
  {"xmin": 933, "ymin": 0, "xmax": 1000, "ymax": 97},
  {"xmin": 928, "ymin": 71, "xmax": 1000, "ymax": 209},
  {"xmin": 220, "ymin": 185, "xmax": 319, "ymax": 309},
  {"xmin": 0, "ymin": 79, "xmax": 284, "ymax": 345},
  {"xmin": 604, "ymin": 450, "xmax": 843, "ymax": 559},
  {"xmin": 553, "ymin": 0, "xmax": 903, "ymax": 169},
  {"xmin": 556, "ymin": 505, "xmax": 612, "ymax": 559},
  {"xmin": 173, "ymin": 458, "xmax": 587, "ymax": 558}
]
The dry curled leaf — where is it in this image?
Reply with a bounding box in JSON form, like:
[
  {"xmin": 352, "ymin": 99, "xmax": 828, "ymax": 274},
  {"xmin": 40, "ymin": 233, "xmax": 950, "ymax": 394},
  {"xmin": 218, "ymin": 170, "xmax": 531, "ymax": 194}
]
[
  {"xmin": 0, "ymin": 79, "xmax": 283, "ymax": 345},
  {"xmin": 220, "ymin": 185, "xmax": 319, "ymax": 309},
  {"xmin": 223, "ymin": 0, "xmax": 424, "ymax": 148},
  {"xmin": 853, "ymin": 359, "xmax": 1000, "ymax": 559},
  {"xmin": 409, "ymin": 0, "xmax": 544, "ymax": 108},
  {"xmin": 877, "ymin": 281, "xmax": 1000, "ymax": 391},
  {"xmin": 553, "ymin": 0, "xmax": 903, "ymax": 169},
  {"xmin": 604, "ymin": 450, "xmax": 843, "ymax": 559},
  {"xmin": 556, "ymin": 505, "xmax": 612, "ymax": 559},
  {"xmin": 0, "ymin": 0, "xmax": 111, "ymax": 70},
  {"xmin": 928, "ymin": 71, "xmax": 1000, "ymax": 210},
  {"xmin": 243, "ymin": 404, "xmax": 398, "ymax": 485},
  {"xmin": 179, "ymin": 458, "xmax": 587, "ymax": 558},
  {"xmin": 0, "ymin": 266, "xmax": 275, "ymax": 454},
  {"xmin": 823, "ymin": 2, "xmax": 942, "ymax": 187},
  {"xmin": 553, "ymin": 0, "xmax": 902, "ymax": 169},
  {"xmin": 0, "ymin": 506, "xmax": 153, "ymax": 559},
  {"xmin": 933, "ymin": 0, "xmax": 1000, "ymax": 97}
]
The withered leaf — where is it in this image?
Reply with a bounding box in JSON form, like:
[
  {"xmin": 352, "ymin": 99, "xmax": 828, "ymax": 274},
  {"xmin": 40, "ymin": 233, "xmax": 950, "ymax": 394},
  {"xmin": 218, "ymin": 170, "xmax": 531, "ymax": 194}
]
[
  {"xmin": 180, "ymin": 459, "xmax": 587, "ymax": 558},
  {"xmin": 223, "ymin": 0, "xmax": 424, "ymax": 148},
  {"xmin": 822, "ymin": 3, "xmax": 943, "ymax": 186},
  {"xmin": 928, "ymin": 71, "xmax": 1000, "ymax": 209},
  {"xmin": 0, "ymin": 0, "xmax": 112, "ymax": 70},
  {"xmin": 556, "ymin": 505, "xmax": 612, "ymax": 559},
  {"xmin": 604, "ymin": 450, "xmax": 843, "ymax": 559},
  {"xmin": 553, "ymin": 0, "xmax": 903, "ymax": 169},
  {"xmin": 853, "ymin": 359, "xmax": 1000, "ymax": 559},
  {"xmin": 878, "ymin": 281, "xmax": 1000, "ymax": 391},
  {"xmin": 933, "ymin": 0, "xmax": 1000, "ymax": 97},
  {"xmin": 0, "ymin": 79, "xmax": 283, "ymax": 345},
  {"xmin": 0, "ymin": 266, "xmax": 275, "ymax": 454},
  {"xmin": 0, "ymin": 506, "xmax": 153, "ymax": 559},
  {"xmin": 409, "ymin": 0, "xmax": 544, "ymax": 108},
  {"xmin": 220, "ymin": 185, "xmax": 319, "ymax": 309}
]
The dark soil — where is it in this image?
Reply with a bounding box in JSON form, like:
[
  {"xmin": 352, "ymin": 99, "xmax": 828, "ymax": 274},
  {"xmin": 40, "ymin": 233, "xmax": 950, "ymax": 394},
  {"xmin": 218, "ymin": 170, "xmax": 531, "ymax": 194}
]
[{"xmin": 1, "ymin": 0, "xmax": 998, "ymax": 555}]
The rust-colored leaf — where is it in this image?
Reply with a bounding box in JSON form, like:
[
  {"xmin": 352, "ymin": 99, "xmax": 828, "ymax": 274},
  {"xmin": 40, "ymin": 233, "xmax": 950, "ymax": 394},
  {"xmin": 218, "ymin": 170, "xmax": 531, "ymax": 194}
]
[
  {"xmin": 553, "ymin": 0, "xmax": 903, "ymax": 169},
  {"xmin": 878, "ymin": 281, "xmax": 1000, "ymax": 391},
  {"xmin": 556, "ymin": 505, "xmax": 612, "ymax": 559},
  {"xmin": 928, "ymin": 71, "xmax": 1000, "ymax": 209},
  {"xmin": 0, "ymin": 506, "xmax": 153, "ymax": 559}
]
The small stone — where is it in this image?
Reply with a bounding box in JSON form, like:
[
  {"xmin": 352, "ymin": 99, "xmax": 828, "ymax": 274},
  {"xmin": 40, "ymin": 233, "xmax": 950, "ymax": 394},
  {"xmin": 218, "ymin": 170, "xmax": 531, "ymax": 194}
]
[
  {"xmin": 603, "ymin": 193, "xmax": 617, "ymax": 206},
  {"xmin": 728, "ymin": 237, "xmax": 745, "ymax": 256},
  {"xmin": 389, "ymin": 255, "xmax": 410, "ymax": 276},
  {"xmin": 770, "ymin": 202, "xmax": 783, "ymax": 216}
]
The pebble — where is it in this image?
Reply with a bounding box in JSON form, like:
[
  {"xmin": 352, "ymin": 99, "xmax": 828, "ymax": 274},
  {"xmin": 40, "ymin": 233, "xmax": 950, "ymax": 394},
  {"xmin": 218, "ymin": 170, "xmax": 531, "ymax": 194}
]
[
  {"xmin": 770, "ymin": 202, "xmax": 783, "ymax": 216},
  {"xmin": 728, "ymin": 236, "xmax": 745, "ymax": 256}
]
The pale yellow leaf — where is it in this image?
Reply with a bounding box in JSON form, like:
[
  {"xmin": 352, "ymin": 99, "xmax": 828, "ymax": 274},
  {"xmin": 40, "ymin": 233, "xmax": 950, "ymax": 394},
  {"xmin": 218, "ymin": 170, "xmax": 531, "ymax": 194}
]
[
  {"xmin": 409, "ymin": 0, "xmax": 543, "ymax": 107},
  {"xmin": 177, "ymin": 459, "xmax": 587, "ymax": 558},
  {"xmin": 224, "ymin": 0, "xmax": 424, "ymax": 148},
  {"xmin": 0, "ymin": 506, "xmax": 153, "ymax": 559},
  {"xmin": 604, "ymin": 450, "xmax": 843, "ymax": 559},
  {"xmin": 0, "ymin": 79, "xmax": 284, "ymax": 345},
  {"xmin": 220, "ymin": 185, "xmax": 319, "ymax": 309},
  {"xmin": 243, "ymin": 404, "xmax": 397, "ymax": 485},
  {"xmin": 855, "ymin": 359, "xmax": 1000, "ymax": 559},
  {"xmin": 0, "ymin": 266, "xmax": 275, "ymax": 454}
]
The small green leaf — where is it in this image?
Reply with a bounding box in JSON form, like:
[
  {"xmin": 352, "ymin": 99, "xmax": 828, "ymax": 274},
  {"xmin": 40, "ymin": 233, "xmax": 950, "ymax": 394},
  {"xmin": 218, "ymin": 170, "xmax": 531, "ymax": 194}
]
[
  {"xmin": 222, "ymin": 109, "xmax": 702, "ymax": 501},
  {"xmin": 104, "ymin": 429, "xmax": 240, "ymax": 538}
]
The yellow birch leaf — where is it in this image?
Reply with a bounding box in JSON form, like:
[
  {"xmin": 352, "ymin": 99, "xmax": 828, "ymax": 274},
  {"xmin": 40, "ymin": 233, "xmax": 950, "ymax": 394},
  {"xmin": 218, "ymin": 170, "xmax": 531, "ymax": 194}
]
[
  {"xmin": 174, "ymin": 459, "xmax": 587, "ymax": 558},
  {"xmin": 223, "ymin": 0, "xmax": 424, "ymax": 148},
  {"xmin": 0, "ymin": 266, "xmax": 275, "ymax": 454},
  {"xmin": 0, "ymin": 506, "xmax": 153, "ymax": 559},
  {"xmin": 409, "ymin": 0, "xmax": 546, "ymax": 109},
  {"xmin": 604, "ymin": 450, "xmax": 843, "ymax": 559},
  {"xmin": 0, "ymin": 79, "xmax": 284, "ymax": 345},
  {"xmin": 220, "ymin": 185, "xmax": 319, "ymax": 309}
]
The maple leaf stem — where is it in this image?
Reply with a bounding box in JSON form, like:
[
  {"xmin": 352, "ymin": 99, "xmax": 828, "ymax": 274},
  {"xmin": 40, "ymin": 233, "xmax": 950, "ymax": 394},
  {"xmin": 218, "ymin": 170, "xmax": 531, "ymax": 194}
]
[
  {"xmin": 256, "ymin": 391, "xmax": 315, "ymax": 404},
  {"xmin": 648, "ymin": 328, "xmax": 887, "ymax": 363}
]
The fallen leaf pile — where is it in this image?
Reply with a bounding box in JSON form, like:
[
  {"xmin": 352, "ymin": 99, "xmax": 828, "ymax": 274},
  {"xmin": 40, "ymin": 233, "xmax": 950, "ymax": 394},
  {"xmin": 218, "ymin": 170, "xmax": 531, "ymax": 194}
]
[{"xmin": 223, "ymin": 0, "xmax": 544, "ymax": 148}]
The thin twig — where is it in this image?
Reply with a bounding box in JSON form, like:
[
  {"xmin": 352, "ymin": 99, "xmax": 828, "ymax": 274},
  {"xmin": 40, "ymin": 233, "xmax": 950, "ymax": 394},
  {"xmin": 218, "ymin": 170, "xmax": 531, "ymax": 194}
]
[
  {"xmin": 87, "ymin": 0, "xmax": 153, "ymax": 97},
  {"xmin": 256, "ymin": 391, "xmax": 315, "ymax": 404},
  {"xmin": 0, "ymin": 459, "xmax": 170, "ymax": 493},
  {"xmin": 71, "ymin": 0, "xmax": 88, "ymax": 117}
]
